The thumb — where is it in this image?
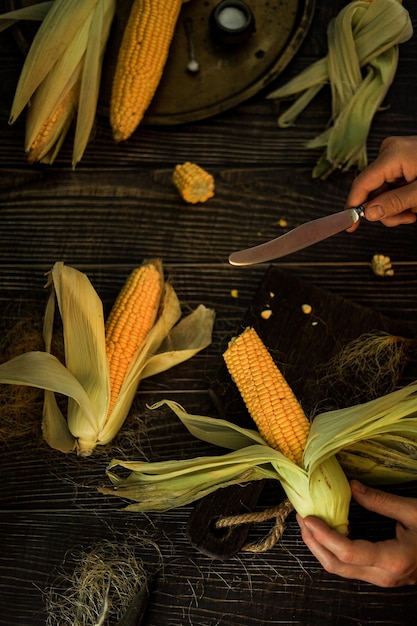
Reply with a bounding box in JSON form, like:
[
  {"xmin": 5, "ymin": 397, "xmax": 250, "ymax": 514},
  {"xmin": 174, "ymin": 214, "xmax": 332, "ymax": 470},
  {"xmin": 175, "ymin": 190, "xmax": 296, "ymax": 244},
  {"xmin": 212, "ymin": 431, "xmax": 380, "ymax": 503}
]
[
  {"xmin": 351, "ymin": 481, "xmax": 417, "ymax": 527},
  {"xmin": 364, "ymin": 182, "xmax": 417, "ymax": 221}
]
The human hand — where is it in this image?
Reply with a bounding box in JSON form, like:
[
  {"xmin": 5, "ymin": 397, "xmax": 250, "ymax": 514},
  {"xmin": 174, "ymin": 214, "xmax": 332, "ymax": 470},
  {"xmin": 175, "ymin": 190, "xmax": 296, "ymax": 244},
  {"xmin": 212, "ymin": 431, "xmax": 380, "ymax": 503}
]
[
  {"xmin": 346, "ymin": 135, "xmax": 417, "ymax": 228},
  {"xmin": 297, "ymin": 480, "xmax": 417, "ymax": 587}
]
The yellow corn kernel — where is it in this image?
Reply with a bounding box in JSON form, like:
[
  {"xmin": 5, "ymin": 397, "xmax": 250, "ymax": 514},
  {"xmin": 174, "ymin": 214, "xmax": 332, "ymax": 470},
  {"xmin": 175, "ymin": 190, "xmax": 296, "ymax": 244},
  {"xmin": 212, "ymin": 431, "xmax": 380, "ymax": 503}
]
[
  {"xmin": 223, "ymin": 327, "xmax": 310, "ymax": 466},
  {"xmin": 26, "ymin": 83, "xmax": 79, "ymax": 163},
  {"xmin": 260, "ymin": 308, "xmax": 272, "ymax": 320},
  {"xmin": 172, "ymin": 162, "xmax": 215, "ymax": 204},
  {"xmin": 105, "ymin": 260, "xmax": 163, "ymax": 416},
  {"xmin": 110, "ymin": 0, "xmax": 182, "ymax": 142}
]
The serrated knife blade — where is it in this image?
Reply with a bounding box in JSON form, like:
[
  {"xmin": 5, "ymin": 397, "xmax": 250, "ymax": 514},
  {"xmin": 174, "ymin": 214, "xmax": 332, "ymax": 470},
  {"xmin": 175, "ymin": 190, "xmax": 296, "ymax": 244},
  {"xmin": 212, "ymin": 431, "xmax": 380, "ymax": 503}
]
[{"xmin": 229, "ymin": 206, "xmax": 365, "ymax": 266}]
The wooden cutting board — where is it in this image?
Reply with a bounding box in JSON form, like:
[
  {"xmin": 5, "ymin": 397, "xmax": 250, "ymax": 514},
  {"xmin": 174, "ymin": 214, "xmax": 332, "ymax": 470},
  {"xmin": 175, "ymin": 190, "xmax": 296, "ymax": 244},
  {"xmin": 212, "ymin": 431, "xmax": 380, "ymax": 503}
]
[{"xmin": 187, "ymin": 267, "xmax": 417, "ymax": 558}]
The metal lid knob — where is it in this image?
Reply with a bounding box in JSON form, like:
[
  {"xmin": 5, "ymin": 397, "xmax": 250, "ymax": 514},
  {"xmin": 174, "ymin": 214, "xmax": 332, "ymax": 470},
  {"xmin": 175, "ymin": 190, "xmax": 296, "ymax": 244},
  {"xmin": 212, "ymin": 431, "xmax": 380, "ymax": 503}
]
[{"xmin": 210, "ymin": 0, "xmax": 255, "ymax": 46}]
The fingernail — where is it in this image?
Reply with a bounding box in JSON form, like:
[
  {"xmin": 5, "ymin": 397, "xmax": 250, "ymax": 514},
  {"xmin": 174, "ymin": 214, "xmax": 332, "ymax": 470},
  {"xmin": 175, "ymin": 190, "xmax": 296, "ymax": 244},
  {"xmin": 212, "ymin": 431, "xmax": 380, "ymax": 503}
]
[
  {"xmin": 295, "ymin": 513, "xmax": 303, "ymax": 528},
  {"xmin": 366, "ymin": 204, "xmax": 385, "ymax": 220},
  {"xmin": 351, "ymin": 480, "xmax": 366, "ymax": 494}
]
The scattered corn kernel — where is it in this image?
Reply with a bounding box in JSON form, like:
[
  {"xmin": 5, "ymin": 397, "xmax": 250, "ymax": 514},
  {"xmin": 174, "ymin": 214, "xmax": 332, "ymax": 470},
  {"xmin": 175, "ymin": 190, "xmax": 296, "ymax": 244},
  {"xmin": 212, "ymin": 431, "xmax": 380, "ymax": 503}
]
[
  {"xmin": 301, "ymin": 303, "xmax": 312, "ymax": 314},
  {"xmin": 261, "ymin": 308, "xmax": 273, "ymax": 320},
  {"xmin": 230, "ymin": 289, "xmax": 239, "ymax": 298},
  {"xmin": 277, "ymin": 219, "xmax": 288, "ymax": 228}
]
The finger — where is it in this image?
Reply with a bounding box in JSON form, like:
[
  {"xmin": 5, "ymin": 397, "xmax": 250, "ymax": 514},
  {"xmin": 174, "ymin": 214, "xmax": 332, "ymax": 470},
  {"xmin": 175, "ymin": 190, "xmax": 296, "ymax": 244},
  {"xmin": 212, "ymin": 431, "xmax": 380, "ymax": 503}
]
[
  {"xmin": 296, "ymin": 515, "xmax": 415, "ymax": 586},
  {"xmin": 299, "ymin": 515, "xmax": 380, "ymax": 567},
  {"xmin": 351, "ymin": 481, "xmax": 417, "ymax": 528},
  {"xmin": 297, "ymin": 515, "xmax": 384, "ymax": 581},
  {"xmin": 346, "ymin": 155, "xmax": 406, "ymax": 208},
  {"xmin": 363, "ymin": 181, "xmax": 417, "ymax": 222},
  {"xmin": 299, "ymin": 515, "xmax": 417, "ymax": 587},
  {"xmin": 377, "ymin": 136, "xmax": 417, "ymax": 183},
  {"xmin": 379, "ymin": 210, "xmax": 417, "ymax": 227},
  {"xmin": 346, "ymin": 137, "xmax": 417, "ymax": 209}
]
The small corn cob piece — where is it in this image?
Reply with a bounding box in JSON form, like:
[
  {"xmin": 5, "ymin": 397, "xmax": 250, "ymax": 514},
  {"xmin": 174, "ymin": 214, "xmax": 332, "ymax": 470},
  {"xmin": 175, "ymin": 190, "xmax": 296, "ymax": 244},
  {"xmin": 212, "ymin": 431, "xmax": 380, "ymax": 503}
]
[
  {"xmin": 172, "ymin": 162, "xmax": 215, "ymax": 204},
  {"xmin": 105, "ymin": 260, "xmax": 163, "ymax": 416},
  {"xmin": 223, "ymin": 327, "xmax": 310, "ymax": 466},
  {"xmin": 110, "ymin": 0, "xmax": 182, "ymax": 142},
  {"xmin": 371, "ymin": 253, "xmax": 394, "ymax": 277}
]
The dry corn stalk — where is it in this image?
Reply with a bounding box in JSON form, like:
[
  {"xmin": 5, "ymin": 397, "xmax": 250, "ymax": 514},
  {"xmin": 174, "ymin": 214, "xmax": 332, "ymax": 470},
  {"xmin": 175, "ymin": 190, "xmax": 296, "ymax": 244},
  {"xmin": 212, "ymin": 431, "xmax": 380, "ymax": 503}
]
[
  {"xmin": 0, "ymin": 260, "xmax": 215, "ymax": 455},
  {"xmin": 101, "ymin": 327, "xmax": 417, "ymax": 538},
  {"xmin": 110, "ymin": 0, "xmax": 192, "ymax": 142},
  {"xmin": 172, "ymin": 162, "xmax": 215, "ymax": 204},
  {"xmin": 1, "ymin": 0, "xmax": 116, "ymax": 166},
  {"xmin": 267, "ymin": 0, "xmax": 413, "ymax": 178}
]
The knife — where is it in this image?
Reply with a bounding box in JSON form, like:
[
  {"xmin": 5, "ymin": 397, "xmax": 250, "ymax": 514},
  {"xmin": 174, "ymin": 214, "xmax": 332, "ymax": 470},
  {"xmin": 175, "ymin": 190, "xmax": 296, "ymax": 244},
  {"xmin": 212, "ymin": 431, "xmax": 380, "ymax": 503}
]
[{"xmin": 229, "ymin": 205, "xmax": 365, "ymax": 266}]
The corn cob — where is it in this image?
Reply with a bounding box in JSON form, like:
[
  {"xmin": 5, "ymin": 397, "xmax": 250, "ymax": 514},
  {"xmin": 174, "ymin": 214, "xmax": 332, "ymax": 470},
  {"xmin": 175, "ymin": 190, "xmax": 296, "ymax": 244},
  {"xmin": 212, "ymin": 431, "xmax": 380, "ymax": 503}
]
[
  {"xmin": 0, "ymin": 260, "xmax": 214, "ymax": 456},
  {"xmin": 27, "ymin": 81, "xmax": 80, "ymax": 164},
  {"xmin": 105, "ymin": 260, "xmax": 163, "ymax": 417},
  {"xmin": 172, "ymin": 162, "xmax": 215, "ymax": 204},
  {"xmin": 110, "ymin": 0, "xmax": 182, "ymax": 142},
  {"xmin": 101, "ymin": 328, "xmax": 417, "ymax": 534},
  {"xmin": 223, "ymin": 327, "xmax": 310, "ymax": 466},
  {"xmin": 4, "ymin": 0, "xmax": 116, "ymax": 166},
  {"xmin": 100, "ymin": 325, "xmax": 351, "ymax": 533}
]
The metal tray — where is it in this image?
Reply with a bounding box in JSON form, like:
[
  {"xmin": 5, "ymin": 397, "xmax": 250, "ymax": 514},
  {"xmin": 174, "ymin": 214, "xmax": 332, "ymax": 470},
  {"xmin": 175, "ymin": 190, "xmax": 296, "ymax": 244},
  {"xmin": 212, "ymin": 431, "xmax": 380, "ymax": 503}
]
[{"xmin": 6, "ymin": 0, "xmax": 315, "ymax": 125}]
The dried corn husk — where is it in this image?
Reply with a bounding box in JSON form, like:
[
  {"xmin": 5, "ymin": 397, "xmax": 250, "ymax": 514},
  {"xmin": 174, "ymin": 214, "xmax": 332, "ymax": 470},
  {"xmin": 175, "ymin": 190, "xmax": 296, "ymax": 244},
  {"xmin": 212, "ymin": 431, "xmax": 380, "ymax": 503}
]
[
  {"xmin": 0, "ymin": 262, "xmax": 215, "ymax": 455},
  {"xmin": 1, "ymin": 0, "xmax": 116, "ymax": 166},
  {"xmin": 0, "ymin": 2, "xmax": 51, "ymax": 32},
  {"xmin": 267, "ymin": 0, "xmax": 413, "ymax": 179}
]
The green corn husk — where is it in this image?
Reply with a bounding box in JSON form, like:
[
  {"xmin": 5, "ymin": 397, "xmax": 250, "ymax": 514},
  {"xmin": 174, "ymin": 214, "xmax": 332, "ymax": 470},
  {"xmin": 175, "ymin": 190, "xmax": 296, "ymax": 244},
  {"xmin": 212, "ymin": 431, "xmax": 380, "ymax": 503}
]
[
  {"xmin": 100, "ymin": 399, "xmax": 351, "ymax": 535},
  {"xmin": 99, "ymin": 380, "xmax": 417, "ymax": 536},
  {"xmin": 266, "ymin": 0, "xmax": 413, "ymax": 179},
  {"xmin": 338, "ymin": 435, "xmax": 417, "ymax": 485}
]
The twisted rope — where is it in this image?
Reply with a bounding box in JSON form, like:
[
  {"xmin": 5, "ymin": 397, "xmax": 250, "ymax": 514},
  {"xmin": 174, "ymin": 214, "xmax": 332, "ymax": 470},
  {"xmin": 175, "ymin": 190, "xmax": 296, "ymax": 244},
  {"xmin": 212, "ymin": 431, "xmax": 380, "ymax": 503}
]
[{"xmin": 214, "ymin": 499, "xmax": 294, "ymax": 553}]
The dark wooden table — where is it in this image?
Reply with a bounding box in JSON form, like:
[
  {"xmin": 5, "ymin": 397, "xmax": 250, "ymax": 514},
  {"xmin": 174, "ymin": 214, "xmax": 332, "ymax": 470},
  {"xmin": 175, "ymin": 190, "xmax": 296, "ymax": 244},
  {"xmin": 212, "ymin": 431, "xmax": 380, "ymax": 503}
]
[{"xmin": 1, "ymin": 1, "xmax": 417, "ymax": 624}]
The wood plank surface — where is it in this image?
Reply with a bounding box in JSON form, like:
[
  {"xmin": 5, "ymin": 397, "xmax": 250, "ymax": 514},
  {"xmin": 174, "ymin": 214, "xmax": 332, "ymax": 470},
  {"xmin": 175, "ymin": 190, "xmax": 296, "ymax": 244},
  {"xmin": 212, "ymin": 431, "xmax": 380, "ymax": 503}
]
[{"xmin": 1, "ymin": 0, "xmax": 417, "ymax": 624}]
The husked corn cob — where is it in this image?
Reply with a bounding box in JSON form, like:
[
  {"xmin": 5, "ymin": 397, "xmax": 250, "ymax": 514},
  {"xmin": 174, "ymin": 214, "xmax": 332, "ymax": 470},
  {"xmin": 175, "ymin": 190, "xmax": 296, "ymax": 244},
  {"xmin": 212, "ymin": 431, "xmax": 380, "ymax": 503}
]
[
  {"xmin": 105, "ymin": 260, "xmax": 163, "ymax": 416},
  {"xmin": 223, "ymin": 327, "xmax": 310, "ymax": 466},
  {"xmin": 172, "ymin": 162, "xmax": 215, "ymax": 204},
  {"xmin": 110, "ymin": 0, "xmax": 182, "ymax": 142}
]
